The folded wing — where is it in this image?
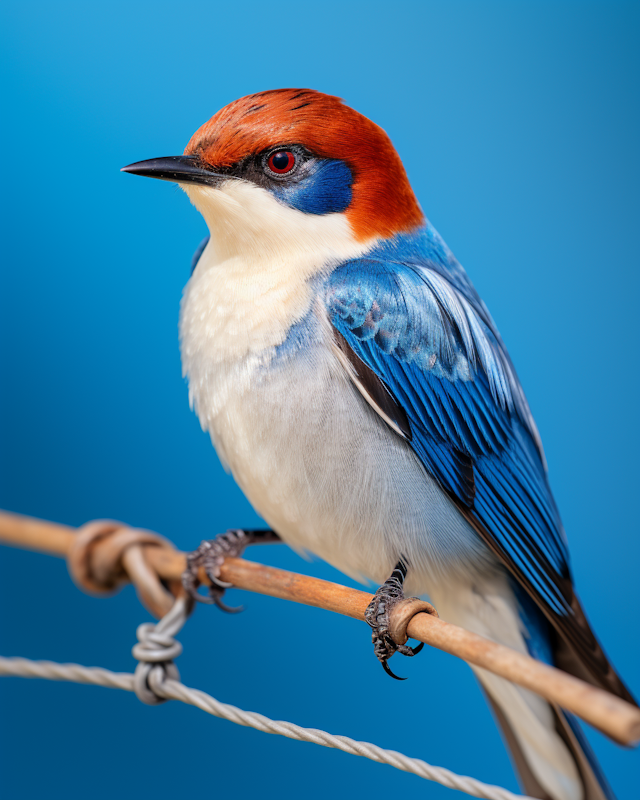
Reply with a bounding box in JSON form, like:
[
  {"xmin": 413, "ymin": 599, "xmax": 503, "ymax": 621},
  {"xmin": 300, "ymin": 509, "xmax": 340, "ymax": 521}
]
[{"xmin": 325, "ymin": 257, "xmax": 634, "ymax": 704}]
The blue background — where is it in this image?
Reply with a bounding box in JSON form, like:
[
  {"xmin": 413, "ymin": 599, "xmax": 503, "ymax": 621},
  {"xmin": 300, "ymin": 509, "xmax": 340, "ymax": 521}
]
[{"xmin": 1, "ymin": 1, "xmax": 638, "ymax": 798}]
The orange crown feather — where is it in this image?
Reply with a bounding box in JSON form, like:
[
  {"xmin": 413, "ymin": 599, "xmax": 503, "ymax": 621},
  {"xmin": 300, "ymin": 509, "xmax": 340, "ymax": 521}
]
[{"xmin": 185, "ymin": 89, "xmax": 424, "ymax": 242}]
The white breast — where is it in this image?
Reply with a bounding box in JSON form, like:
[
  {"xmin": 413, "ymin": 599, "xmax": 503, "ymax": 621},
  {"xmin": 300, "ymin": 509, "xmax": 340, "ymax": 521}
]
[
  {"xmin": 179, "ymin": 178, "xmax": 374, "ymax": 432},
  {"xmin": 179, "ymin": 180, "xmax": 495, "ymax": 594},
  {"xmin": 180, "ymin": 273, "xmax": 493, "ymax": 594}
]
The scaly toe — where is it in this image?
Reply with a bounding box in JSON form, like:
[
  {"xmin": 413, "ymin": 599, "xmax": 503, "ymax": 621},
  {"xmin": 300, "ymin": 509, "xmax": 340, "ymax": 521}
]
[
  {"xmin": 182, "ymin": 531, "xmax": 250, "ymax": 608},
  {"xmin": 365, "ymin": 564, "xmax": 425, "ymax": 679}
]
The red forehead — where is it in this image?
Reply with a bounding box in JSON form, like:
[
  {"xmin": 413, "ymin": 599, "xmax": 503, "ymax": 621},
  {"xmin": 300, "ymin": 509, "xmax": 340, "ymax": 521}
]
[{"xmin": 184, "ymin": 89, "xmax": 423, "ymax": 241}]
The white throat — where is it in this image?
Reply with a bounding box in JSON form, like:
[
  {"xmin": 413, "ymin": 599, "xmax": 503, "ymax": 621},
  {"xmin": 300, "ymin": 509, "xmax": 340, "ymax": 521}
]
[
  {"xmin": 178, "ymin": 180, "xmax": 376, "ymax": 427},
  {"xmin": 182, "ymin": 179, "xmax": 372, "ymax": 267}
]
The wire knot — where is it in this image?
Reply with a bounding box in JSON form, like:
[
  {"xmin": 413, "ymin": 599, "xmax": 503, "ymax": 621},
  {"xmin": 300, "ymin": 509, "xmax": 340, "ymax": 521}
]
[
  {"xmin": 67, "ymin": 520, "xmax": 180, "ymax": 618},
  {"xmin": 388, "ymin": 597, "xmax": 439, "ymax": 646},
  {"xmin": 132, "ymin": 596, "xmax": 191, "ymax": 705}
]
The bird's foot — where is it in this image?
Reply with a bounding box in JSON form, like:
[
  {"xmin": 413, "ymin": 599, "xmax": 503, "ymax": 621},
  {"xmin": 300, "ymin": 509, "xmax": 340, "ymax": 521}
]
[
  {"xmin": 365, "ymin": 560, "xmax": 435, "ymax": 680},
  {"xmin": 182, "ymin": 529, "xmax": 280, "ymax": 612}
]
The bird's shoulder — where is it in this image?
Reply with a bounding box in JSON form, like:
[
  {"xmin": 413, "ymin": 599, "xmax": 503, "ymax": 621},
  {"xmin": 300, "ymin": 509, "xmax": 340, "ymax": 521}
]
[{"xmin": 324, "ymin": 223, "xmax": 538, "ymax": 450}]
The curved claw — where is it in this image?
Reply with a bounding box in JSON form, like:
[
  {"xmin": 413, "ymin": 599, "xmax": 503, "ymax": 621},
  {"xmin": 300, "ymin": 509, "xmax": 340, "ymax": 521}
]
[
  {"xmin": 396, "ymin": 641, "xmax": 424, "ymax": 658},
  {"xmin": 213, "ymin": 595, "xmax": 245, "ymax": 614},
  {"xmin": 182, "ymin": 573, "xmax": 215, "ymax": 604},
  {"xmin": 191, "ymin": 590, "xmax": 215, "ymax": 604},
  {"xmin": 382, "ymin": 660, "xmax": 407, "ymax": 681},
  {"xmin": 207, "ymin": 572, "xmax": 234, "ymax": 590}
]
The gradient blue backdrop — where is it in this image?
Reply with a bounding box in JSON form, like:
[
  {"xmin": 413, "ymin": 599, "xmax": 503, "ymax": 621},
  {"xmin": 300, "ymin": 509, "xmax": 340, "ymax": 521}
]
[{"xmin": 1, "ymin": 2, "xmax": 638, "ymax": 798}]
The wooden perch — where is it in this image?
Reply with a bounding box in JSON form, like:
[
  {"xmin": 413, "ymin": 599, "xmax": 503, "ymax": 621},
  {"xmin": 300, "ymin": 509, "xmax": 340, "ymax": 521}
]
[{"xmin": 0, "ymin": 508, "xmax": 638, "ymax": 748}]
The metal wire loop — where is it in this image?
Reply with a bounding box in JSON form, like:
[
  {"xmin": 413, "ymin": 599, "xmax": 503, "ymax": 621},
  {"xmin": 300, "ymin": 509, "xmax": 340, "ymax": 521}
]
[{"xmin": 132, "ymin": 596, "xmax": 191, "ymax": 705}]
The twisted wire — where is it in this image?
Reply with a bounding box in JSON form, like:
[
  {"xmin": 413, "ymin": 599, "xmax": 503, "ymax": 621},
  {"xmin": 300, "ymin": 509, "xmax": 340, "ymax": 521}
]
[
  {"xmin": 131, "ymin": 595, "xmax": 190, "ymax": 704},
  {"xmin": 0, "ymin": 654, "xmax": 531, "ymax": 800}
]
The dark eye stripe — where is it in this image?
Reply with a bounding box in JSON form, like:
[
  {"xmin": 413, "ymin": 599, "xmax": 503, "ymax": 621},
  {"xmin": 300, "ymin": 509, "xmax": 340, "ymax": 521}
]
[{"xmin": 268, "ymin": 151, "xmax": 296, "ymax": 174}]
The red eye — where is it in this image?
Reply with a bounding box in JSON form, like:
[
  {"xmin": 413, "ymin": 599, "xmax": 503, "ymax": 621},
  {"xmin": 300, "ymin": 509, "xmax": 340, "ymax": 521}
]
[{"xmin": 268, "ymin": 150, "xmax": 296, "ymax": 174}]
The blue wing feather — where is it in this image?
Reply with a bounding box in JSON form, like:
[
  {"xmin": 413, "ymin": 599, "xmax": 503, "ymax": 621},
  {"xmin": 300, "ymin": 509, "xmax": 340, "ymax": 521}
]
[
  {"xmin": 191, "ymin": 235, "xmax": 210, "ymax": 274},
  {"xmin": 325, "ymin": 228, "xmax": 572, "ymax": 619}
]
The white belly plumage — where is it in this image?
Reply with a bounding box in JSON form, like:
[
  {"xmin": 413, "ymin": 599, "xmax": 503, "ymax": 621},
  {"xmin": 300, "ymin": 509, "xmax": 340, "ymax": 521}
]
[{"xmin": 182, "ymin": 302, "xmax": 494, "ymax": 596}]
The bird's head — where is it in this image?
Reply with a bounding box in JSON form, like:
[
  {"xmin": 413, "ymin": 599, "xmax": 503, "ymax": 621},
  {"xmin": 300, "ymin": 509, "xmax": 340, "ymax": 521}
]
[{"xmin": 123, "ymin": 89, "xmax": 424, "ymax": 264}]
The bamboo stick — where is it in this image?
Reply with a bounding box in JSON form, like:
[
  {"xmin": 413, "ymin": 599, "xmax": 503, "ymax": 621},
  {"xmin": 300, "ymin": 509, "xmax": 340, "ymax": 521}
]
[{"xmin": 0, "ymin": 509, "xmax": 638, "ymax": 747}]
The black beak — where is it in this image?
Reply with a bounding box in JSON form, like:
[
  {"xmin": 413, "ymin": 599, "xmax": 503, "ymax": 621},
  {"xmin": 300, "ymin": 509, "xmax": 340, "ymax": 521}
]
[{"xmin": 121, "ymin": 155, "xmax": 229, "ymax": 187}]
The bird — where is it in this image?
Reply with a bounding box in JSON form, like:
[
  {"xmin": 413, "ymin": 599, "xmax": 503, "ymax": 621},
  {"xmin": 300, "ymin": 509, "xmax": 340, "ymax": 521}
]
[{"xmin": 122, "ymin": 88, "xmax": 636, "ymax": 800}]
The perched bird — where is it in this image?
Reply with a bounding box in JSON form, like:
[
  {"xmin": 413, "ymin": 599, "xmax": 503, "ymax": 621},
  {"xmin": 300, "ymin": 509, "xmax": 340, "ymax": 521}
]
[{"xmin": 123, "ymin": 89, "xmax": 635, "ymax": 800}]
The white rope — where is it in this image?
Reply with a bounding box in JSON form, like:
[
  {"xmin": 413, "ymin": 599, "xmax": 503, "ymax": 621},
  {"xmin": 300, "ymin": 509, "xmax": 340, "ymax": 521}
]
[
  {"xmin": 0, "ymin": 596, "xmax": 532, "ymax": 799},
  {"xmin": 0, "ymin": 653, "xmax": 531, "ymax": 800}
]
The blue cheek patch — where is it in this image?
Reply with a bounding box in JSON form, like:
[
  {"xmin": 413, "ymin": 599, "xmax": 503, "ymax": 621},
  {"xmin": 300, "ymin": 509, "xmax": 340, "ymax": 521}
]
[{"xmin": 272, "ymin": 159, "xmax": 352, "ymax": 215}]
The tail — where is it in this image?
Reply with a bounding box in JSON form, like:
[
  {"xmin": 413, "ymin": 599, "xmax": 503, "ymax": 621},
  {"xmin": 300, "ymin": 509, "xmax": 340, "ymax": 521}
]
[
  {"xmin": 484, "ymin": 692, "xmax": 615, "ymax": 800},
  {"xmin": 430, "ymin": 574, "xmax": 621, "ymax": 800}
]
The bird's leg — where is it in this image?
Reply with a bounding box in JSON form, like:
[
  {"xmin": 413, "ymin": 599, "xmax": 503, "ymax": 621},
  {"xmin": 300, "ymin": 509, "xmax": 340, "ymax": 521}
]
[
  {"xmin": 364, "ymin": 558, "xmax": 425, "ymax": 680},
  {"xmin": 182, "ymin": 529, "xmax": 281, "ymax": 612}
]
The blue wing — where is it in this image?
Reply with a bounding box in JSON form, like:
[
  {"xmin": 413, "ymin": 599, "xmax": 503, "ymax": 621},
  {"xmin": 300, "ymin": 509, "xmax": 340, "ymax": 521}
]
[
  {"xmin": 326, "ymin": 254, "xmax": 570, "ymax": 607},
  {"xmin": 191, "ymin": 235, "xmax": 210, "ymax": 274},
  {"xmin": 324, "ymin": 229, "xmax": 631, "ymax": 699}
]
